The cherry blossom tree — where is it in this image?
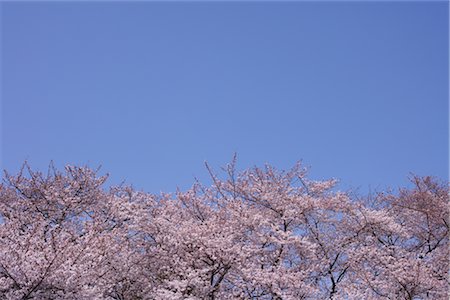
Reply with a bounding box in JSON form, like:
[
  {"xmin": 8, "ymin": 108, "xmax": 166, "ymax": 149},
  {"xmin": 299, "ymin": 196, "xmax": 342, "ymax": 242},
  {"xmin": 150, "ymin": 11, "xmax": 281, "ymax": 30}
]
[
  {"xmin": 0, "ymin": 164, "xmax": 150, "ymax": 299},
  {"xmin": 0, "ymin": 161, "xmax": 447, "ymax": 299},
  {"xmin": 348, "ymin": 176, "xmax": 449, "ymax": 299}
]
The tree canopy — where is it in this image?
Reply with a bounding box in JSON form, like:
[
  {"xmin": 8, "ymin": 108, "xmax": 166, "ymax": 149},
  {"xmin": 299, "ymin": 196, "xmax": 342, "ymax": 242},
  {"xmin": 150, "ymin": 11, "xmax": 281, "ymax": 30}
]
[{"xmin": 0, "ymin": 162, "xmax": 448, "ymax": 299}]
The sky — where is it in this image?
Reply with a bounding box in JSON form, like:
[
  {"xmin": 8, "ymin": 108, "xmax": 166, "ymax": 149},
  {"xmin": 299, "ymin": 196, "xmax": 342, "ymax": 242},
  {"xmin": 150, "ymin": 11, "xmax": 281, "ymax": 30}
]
[{"xmin": 1, "ymin": 1, "xmax": 448, "ymax": 194}]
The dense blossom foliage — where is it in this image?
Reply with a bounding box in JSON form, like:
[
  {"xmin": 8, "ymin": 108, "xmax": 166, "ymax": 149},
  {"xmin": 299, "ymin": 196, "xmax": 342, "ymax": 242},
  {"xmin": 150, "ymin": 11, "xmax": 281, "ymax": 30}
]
[{"xmin": 0, "ymin": 162, "xmax": 448, "ymax": 299}]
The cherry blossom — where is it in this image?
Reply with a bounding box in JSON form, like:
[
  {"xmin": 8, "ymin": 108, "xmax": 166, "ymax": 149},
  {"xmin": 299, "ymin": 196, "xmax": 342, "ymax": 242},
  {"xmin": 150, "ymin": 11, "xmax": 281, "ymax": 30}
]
[{"xmin": 0, "ymin": 162, "xmax": 447, "ymax": 299}]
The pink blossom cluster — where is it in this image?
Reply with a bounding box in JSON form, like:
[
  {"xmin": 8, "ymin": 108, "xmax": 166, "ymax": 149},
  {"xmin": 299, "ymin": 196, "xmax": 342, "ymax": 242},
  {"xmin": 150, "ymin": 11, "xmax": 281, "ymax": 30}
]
[{"xmin": 0, "ymin": 162, "xmax": 448, "ymax": 299}]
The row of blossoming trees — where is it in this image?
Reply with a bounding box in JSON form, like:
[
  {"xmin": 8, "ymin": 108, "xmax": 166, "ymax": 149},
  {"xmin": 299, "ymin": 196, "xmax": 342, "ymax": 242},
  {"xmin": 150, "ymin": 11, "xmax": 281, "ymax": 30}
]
[{"xmin": 0, "ymin": 161, "xmax": 448, "ymax": 300}]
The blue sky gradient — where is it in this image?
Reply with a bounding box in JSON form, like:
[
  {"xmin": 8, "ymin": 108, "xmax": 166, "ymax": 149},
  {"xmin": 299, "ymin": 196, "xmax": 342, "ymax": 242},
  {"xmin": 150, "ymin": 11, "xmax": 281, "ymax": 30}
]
[{"xmin": 1, "ymin": 1, "xmax": 448, "ymax": 193}]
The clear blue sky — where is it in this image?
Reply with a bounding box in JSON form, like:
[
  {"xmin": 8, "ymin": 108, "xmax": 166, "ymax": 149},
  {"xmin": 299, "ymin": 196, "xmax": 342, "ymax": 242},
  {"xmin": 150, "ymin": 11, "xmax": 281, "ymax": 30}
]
[{"xmin": 1, "ymin": 1, "xmax": 448, "ymax": 193}]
